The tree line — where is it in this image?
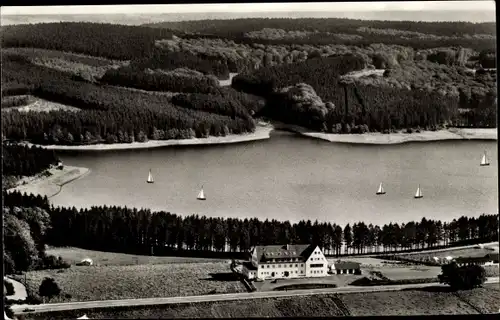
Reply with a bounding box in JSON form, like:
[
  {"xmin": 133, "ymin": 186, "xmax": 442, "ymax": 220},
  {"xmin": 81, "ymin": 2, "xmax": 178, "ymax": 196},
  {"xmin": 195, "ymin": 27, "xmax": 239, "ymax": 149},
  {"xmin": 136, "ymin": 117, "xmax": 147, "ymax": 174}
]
[
  {"xmin": 146, "ymin": 19, "xmax": 495, "ymax": 52},
  {"xmin": 145, "ymin": 18, "xmax": 496, "ymax": 38},
  {"xmin": 1, "ymin": 22, "xmax": 174, "ymax": 60},
  {"xmin": 4, "ymin": 191, "xmax": 498, "ymax": 258},
  {"xmin": 1, "ymin": 56, "xmax": 255, "ymax": 145},
  {"xmin": 131, "ymin": 50, "xmax": 231, "ymax": 79},
  {"xmin": 3, "ymin": 203, "xmax": 70, "ymax": 275},
  {"xmin": 2, "ymin": 144, "xmax": 59, "ymax": 177}
]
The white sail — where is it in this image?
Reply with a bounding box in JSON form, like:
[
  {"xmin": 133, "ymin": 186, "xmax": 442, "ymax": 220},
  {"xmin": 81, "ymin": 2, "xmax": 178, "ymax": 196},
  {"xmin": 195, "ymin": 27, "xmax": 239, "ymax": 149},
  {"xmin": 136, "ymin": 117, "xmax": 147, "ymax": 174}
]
[
  {"xmin": 480, "ymin": 152, "xmax": 489, "ymax": 166},
  {"xmin": 415, "ymin": 185, "xmax": 422, "ymax": 198},
  {"xmin": 197, "ymin": 186, "xmax": 206, "ymax": 200},
  {"xmin": 147, "ymin": 170, "xmax": 154, "ymax": 183},
  {"xmin": 377, "ymin": 183, "xmax": 385, "ymax": 194}
]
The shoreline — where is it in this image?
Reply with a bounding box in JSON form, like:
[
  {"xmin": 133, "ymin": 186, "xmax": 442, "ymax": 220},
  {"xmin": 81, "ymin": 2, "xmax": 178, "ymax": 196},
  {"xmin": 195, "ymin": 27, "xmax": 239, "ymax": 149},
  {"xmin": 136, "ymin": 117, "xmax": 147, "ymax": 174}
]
[
  {"xmin": 24, "ymin": 124, "xmax": 274, "ymax": 151},
  {"xmin": 6, "ymin": 165, "xmax": 90, "ymax": 199},
  {"xmin": 272, "ymin": 122, "xmax": 497, "ymax": 145}
]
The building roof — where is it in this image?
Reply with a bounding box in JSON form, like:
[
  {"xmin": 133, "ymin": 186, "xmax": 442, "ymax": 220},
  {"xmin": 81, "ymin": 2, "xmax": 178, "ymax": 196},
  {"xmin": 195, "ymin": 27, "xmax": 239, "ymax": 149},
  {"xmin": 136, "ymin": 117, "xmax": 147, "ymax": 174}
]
[
  {"xmin": 253, "ymin": 244, "xmax": 316, "ymax": 263},
  {"xmin": 333, "ymin": 261, "xmax": 361, "ymax": 270}
]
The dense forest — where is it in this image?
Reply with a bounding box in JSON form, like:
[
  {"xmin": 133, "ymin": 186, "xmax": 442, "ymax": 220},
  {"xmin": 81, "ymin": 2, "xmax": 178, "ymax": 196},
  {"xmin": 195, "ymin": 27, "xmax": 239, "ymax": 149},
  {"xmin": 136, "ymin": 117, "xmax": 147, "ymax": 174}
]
[
  {"xmin": 1, "ymin": 56, "xmax": 255, "ymax": 145},
  {"xmin": 4, "ymin": 191, "xmax": 499, "ymax": 258},
  {"xmin": 2, "ymin": 144, "xmax": 59, "ymax": 177},
  {"xmin": 1, "ymin": 20, "xmax": 497, "ymax": 146},
  {"xmin": 1, "ymin": 22, "xmax": 174, "ymax": 60},
  {"xmin": 145, "ymin": 18, "xmax": 496, "ymax": 52},
  {"xmin": 232, "ymin": 54, "xmax": 461, "ymax": 132}
]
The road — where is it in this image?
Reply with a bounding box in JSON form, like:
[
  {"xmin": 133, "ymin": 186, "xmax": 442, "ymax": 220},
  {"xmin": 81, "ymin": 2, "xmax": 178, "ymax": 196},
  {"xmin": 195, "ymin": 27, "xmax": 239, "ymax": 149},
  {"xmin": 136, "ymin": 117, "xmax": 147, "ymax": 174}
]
[
  {"xmin": 4, "ymin": 277, "xmax": 28, "ymax": 301},
  {"xmin": 12, "ymin": 277, "xmax": 499, "ymax": 314}
]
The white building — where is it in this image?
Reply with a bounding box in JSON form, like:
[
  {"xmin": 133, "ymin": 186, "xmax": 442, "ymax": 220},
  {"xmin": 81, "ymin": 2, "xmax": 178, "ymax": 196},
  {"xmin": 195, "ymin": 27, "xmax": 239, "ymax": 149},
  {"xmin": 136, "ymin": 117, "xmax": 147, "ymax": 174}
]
[{"xmin": 241, "ymin": 244, "xmax": 328, "ymax": 280}]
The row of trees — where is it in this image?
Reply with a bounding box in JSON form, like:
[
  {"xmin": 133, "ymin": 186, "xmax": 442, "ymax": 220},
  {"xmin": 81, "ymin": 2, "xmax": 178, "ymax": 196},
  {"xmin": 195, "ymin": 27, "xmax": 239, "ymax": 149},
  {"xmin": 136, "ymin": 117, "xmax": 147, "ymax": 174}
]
[
  {"xmin": 1, "ymin": 22, "xmax": 174, "ymax": 60},
  {"xmin": 145, "ymin": 18, "xmax": 496, "ymax": 38},
  {"xmin": 5, "ymin": 191, "xmax": 498, "ymax": 257},
  {"xmin": 2, "ymin": 144, "xmax": 59, "ymax": 177},
  {"xmin": 100, "ymin": 66, "xmax": 221, "ymax": 94},
  {"xmin": 3, "ymin": 204, "xmax": 69, "ymax": 275},
  {"xmin": 1, "ymin": 57, "xmax": 255, "ymax": 145}
]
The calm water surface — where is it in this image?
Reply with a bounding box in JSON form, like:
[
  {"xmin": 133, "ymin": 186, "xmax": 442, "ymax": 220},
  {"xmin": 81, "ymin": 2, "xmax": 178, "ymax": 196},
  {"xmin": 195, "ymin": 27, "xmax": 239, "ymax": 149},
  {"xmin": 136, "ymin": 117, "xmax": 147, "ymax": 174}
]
[{"xmin": 53, "ymin": 132, "xmax": 498, "ymax": 226}]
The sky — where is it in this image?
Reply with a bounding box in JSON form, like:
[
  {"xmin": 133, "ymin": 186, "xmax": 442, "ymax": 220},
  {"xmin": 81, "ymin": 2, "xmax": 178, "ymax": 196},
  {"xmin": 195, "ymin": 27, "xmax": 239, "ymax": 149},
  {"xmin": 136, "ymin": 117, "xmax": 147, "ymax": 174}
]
[{"xmin": 1, "ymin": 1, "xmax": 495, "ymax": 15}]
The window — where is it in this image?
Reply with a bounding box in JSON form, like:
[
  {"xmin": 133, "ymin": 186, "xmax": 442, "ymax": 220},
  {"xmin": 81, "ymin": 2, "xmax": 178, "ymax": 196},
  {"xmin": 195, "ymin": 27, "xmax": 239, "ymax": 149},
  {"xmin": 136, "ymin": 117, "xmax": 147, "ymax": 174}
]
[
  {"xmin": 301, "ymin": 264, "xmax": 304, "ymax": 267},
  {"xmin": 295, "ymin": 264, "xmax": 298, "ymax": 267},
  {"xmin": 289, "ymin": 264, "xmax": 293, "ymax": 267},
  {"xmin": 310, "ymin": 264, "xmax": 324, "ymax": 268},
  {"xmin": 278, "ymin": 264, "xmax": 281, "ymax": 268},
  {"xmin": 272, "ymin": 265, "xmax": 275, "ymax": 268}
]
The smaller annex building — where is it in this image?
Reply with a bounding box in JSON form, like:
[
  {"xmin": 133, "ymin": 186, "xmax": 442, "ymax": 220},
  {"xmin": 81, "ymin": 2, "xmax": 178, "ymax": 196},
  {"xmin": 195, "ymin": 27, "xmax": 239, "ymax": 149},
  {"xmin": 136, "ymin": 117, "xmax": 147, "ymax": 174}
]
[
  {"xmin": 330, "ymin": 261, "xmax": 362, "ymax": 275},
  {"xmin": 242, "ymin": 244, "xmax": 328, "ymax": 280},
  {"xmin": 455, "ymin": 253, "xmax": 499, "ymax": 267}
]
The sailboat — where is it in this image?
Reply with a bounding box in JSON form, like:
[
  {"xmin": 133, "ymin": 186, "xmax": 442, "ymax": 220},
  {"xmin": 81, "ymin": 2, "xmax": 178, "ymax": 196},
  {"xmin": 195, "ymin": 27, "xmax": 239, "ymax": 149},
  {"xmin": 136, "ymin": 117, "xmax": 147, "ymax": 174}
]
[
  {"xmin": 197, "ymin": 185, "xmax": 206, "ymax": 201},
  {"xmin": 376, "ymin": 183, "xmax": 386, "ymax": 195},
  {"xmin": 480, "ymin": 151, "xmax": 490, "ymax": 166},
  {"xmin": 146, "ymin": 169, "xmax": 154, "ymax": 184},
  {"xmin": 414, "ymin": 184, "xmax": 423, "ymax": 199}
]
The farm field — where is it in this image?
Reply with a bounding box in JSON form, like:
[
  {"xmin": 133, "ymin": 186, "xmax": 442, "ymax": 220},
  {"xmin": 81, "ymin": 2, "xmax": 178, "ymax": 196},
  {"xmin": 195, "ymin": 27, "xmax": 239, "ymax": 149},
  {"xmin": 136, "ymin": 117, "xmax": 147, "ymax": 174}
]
[
  {"xmin": 21, "ymin": 284, "xmax": 500, "ymax": 319},
  {"xmin": 341, "ymin": 284, "xmax": 500, "ymax": 316},
  {"xmin": 46, "ymin": 246, "xmax": 228, "ymax": 266},
  {"xmin": 14, "ymin": 262, "xmax": 246, "ymax": 303}
]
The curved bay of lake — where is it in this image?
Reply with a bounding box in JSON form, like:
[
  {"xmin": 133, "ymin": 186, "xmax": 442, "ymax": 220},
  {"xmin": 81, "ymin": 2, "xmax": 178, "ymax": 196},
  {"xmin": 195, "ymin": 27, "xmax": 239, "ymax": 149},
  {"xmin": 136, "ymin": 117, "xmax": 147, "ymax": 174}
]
[{"xmin": 53, "ymin": 131, "xmax": 498, "ymax": 226}]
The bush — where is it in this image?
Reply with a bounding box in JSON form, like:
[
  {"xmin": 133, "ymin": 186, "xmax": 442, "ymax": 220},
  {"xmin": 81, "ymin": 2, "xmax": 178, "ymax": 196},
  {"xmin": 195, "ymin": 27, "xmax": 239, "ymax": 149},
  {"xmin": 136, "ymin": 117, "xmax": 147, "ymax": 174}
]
[
  {"xmin": 438, "ymin": 262, "xmax": 486, "ymax": 290},
  {"xmin": 39, "ymin": 255, "xmax": 71, "ymax": 270},
  {"xmin": 39, "ymin": 277, "xmax": 61, "ymax": 303}
]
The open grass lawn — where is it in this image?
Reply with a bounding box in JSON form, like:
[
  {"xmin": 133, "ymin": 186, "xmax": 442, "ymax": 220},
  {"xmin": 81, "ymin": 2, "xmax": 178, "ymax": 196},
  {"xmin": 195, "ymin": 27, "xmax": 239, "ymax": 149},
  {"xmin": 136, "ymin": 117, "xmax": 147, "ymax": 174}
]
[
  {"xmin": 22, "ymin": 285, "xmax": 499, "ymax": 319},
  {"xmin": 46, "ymin": 246, "xmax": 228, "ymax": 266},
  {"xmin": 366, "ymin": 265, "xmax": 442, "ymax": 281},
  {"xmin": 16, "ymin": 262, "xmax": 246, "ymax": 303}
]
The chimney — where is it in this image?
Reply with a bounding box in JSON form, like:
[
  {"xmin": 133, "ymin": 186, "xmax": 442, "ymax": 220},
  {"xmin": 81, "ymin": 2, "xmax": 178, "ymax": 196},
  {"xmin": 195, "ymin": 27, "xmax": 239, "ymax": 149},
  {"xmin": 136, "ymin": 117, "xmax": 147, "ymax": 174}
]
[{"xmin": 286, "ymin": 244, "xmax": 290, "ymax": 251}]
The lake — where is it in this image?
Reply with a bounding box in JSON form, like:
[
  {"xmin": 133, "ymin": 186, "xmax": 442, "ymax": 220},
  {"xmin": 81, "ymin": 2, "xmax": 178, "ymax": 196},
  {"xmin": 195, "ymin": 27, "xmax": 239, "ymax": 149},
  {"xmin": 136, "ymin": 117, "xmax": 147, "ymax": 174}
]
[{"xmin": 52, "ymin": 131, "xmax": 498, "ymax": 226}]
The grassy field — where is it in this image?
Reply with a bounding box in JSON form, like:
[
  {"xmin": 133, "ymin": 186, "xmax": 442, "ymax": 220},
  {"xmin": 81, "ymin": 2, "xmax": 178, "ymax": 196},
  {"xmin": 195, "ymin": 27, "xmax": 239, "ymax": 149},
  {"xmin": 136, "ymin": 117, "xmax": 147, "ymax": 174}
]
[
  {"xmin": 400, "ymin": 246, "xmax": 498, "ymax": 262},
  {"xmin": 46, "ymin": 247, "xmax": 228, "ymax": 266},
  {"xmin": 15, "ymin": 262, "xmax": 246, "ymax": 303},
  {"xmin": 22, "ymin": 284, "xmax": 500, "ymax": 319}
]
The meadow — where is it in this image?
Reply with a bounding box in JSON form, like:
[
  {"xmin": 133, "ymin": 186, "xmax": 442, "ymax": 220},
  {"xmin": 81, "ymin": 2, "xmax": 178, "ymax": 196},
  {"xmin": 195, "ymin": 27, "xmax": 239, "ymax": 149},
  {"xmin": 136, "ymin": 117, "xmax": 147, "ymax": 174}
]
[
  {"xmin": 45, "ymin": 247, "xmax": 228, "ymax": 266},
  {"xmin": 14, "ymin": 262, "xmax": 246, "ymax": 303}
]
